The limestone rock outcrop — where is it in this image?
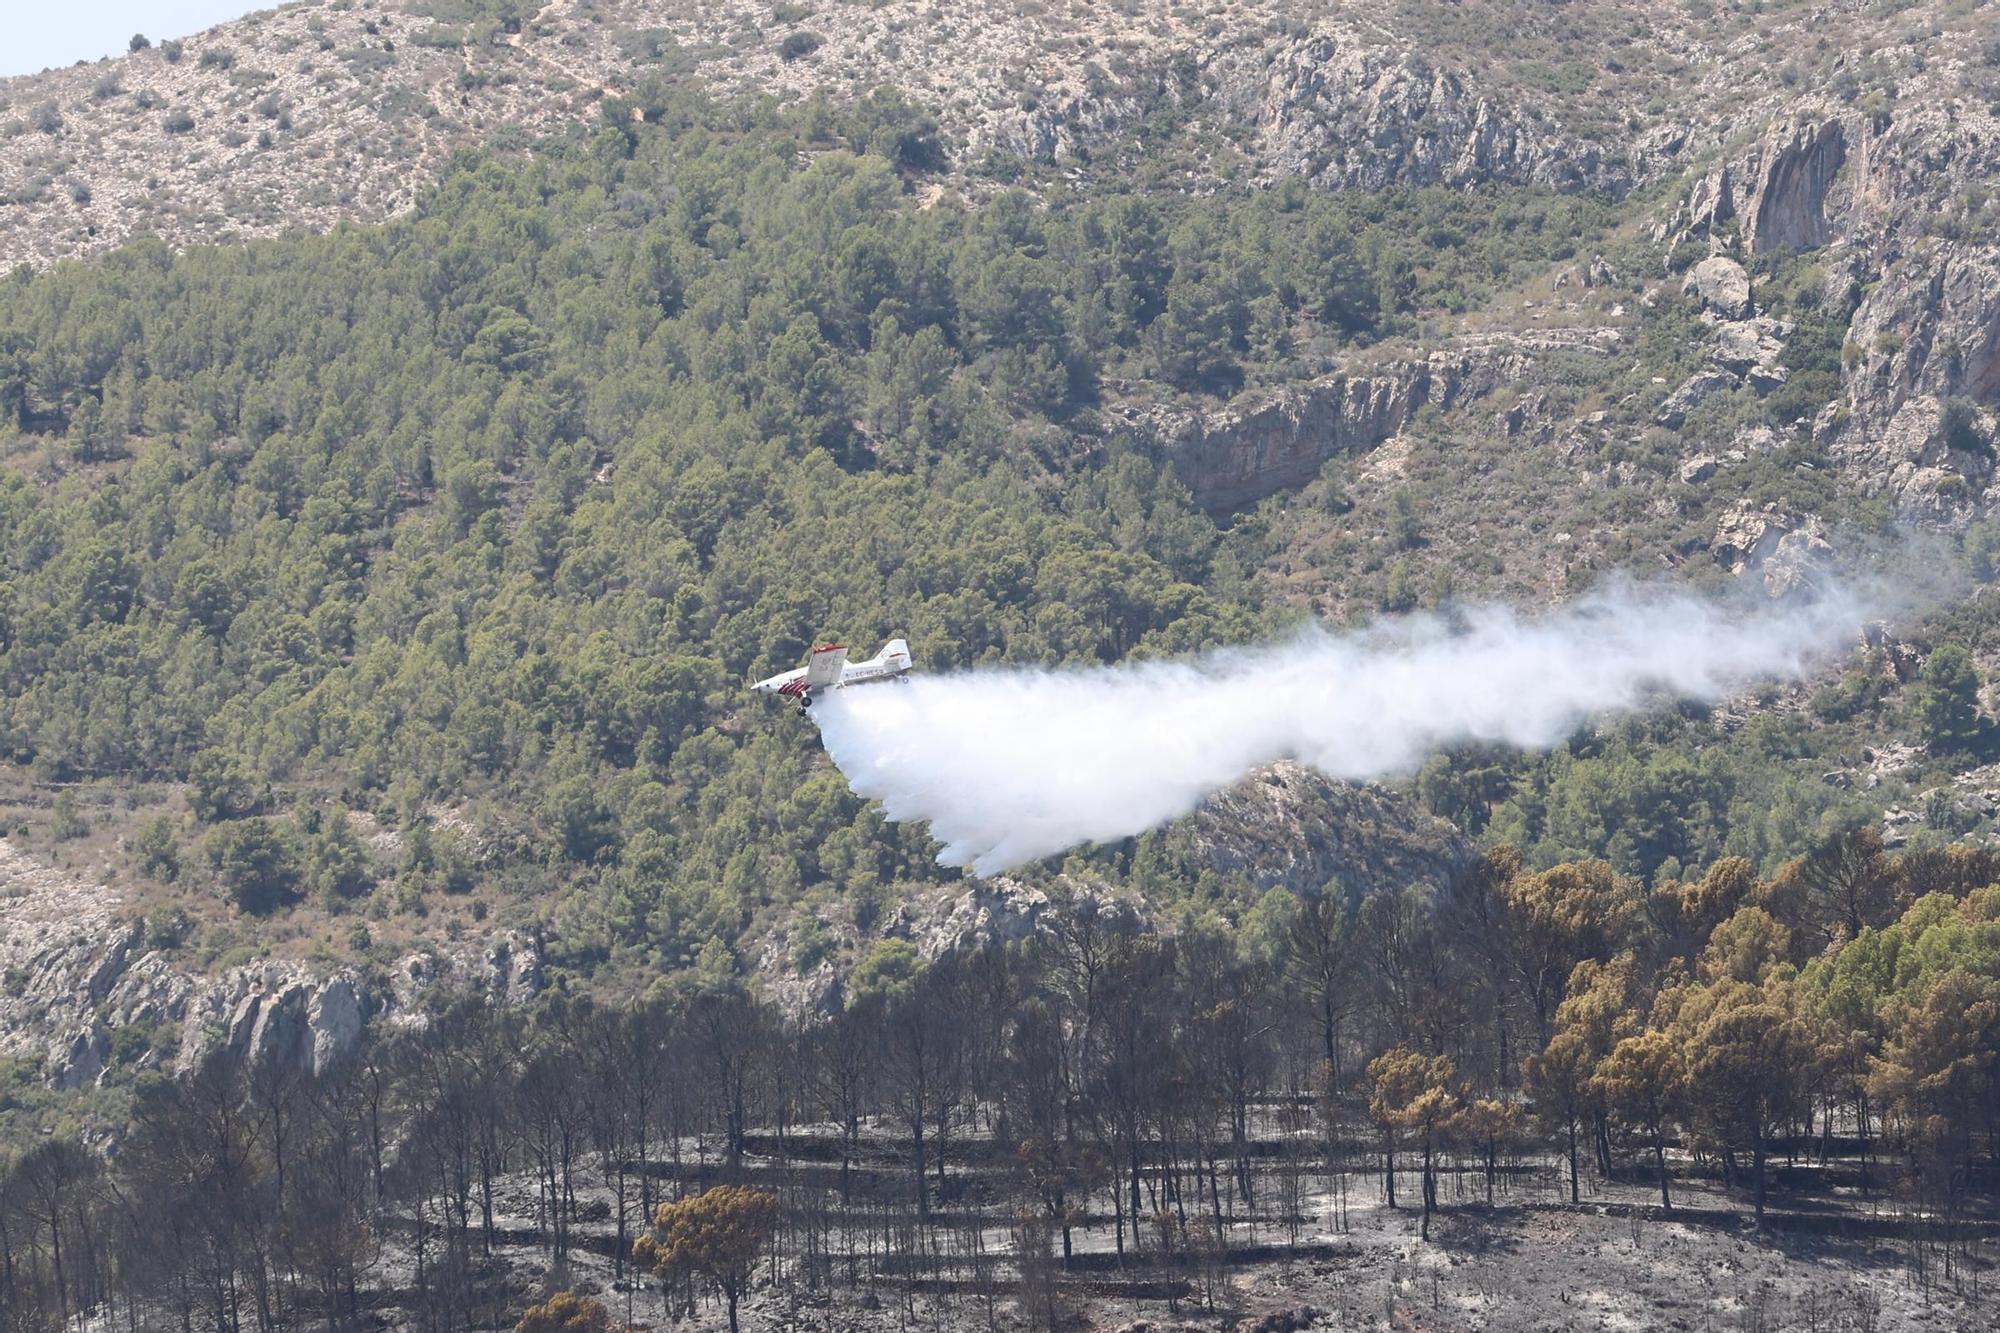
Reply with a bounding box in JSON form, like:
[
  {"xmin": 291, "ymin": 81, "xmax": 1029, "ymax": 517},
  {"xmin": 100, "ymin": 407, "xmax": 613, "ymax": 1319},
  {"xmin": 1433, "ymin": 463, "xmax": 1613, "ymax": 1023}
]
[
  {"xmin": 1134, "ymin": 345, "xmax": 1529, "ymax": 510},
  {"xmin": 1207, "ymin": 35, "xmax": 1635, "ymax": 195},
  {"xmin": 1747, "ymin": 119, "xmax": 1847, "ymax": 254},
  {"xmin": 745, "ymin": 762, "xmax": 1467, "ymax": 1021},
  {"xmin": 1655, "ymin": 369, "xmax": 1737, "ymax": 430},
  {"xmin": 1182, "ymin": 762, "xmax": 1472, "ymax": 896},
  {"xmin": 0, "ymin": 838, "xmax": 541, "ymax": 1088},
  {"xmin": 1711, "ymin": 506, "xmax": 1833, "ymax": 597}
]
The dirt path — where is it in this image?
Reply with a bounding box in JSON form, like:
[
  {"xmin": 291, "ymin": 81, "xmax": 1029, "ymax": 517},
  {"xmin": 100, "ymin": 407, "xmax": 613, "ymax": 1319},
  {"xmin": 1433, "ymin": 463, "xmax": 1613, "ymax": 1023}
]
[{"xmin": 499, "ymin": 0, "xmax": 626, "ymax": 104}]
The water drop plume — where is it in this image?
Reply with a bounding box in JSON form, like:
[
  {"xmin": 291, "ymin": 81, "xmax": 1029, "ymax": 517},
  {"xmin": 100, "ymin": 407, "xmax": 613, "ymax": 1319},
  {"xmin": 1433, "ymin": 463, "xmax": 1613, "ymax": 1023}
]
[{"xmin": 811, "ymin": 582, "xmax": 1873, "ymax": 874}]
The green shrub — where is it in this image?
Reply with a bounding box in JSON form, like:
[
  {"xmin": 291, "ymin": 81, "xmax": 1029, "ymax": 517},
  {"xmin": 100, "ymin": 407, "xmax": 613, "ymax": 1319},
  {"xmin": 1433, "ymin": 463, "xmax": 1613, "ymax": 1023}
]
[
  {"xmin": 1912, "ymin": 644, "xmax": 1984, "ymax": 753},
  {"xmin": 206, "ymin": 818, "xmax": 302, "ymax": 915},
  {"xmin": 146, "ymin": 905, "xmax": 193, "ymax": 950},
  {"xmin": 1940, "ymin": 396, "xmax": 1992, "ymax": 458},
  {"xmin": 136, "ymin": 817, "xmax": 182, "ymax": 882},
  {"xmin": 778, "ymin": 31, "xmax": 824, "ymax": 61},
  {"xmin": 51, "ymin": 792, "xmax": 88, "ymax": 841}
]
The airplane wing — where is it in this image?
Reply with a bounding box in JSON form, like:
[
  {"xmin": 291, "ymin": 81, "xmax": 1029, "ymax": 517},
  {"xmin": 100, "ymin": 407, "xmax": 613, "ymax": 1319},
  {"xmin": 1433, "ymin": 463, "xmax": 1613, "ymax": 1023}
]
[{"xmin": 804, "ymin": 644, "xmax": 848, "ymax": 690}]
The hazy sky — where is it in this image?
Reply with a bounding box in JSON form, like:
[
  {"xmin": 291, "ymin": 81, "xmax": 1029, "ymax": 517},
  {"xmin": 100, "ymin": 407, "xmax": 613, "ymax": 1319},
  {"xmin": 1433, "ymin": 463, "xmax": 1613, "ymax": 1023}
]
[{"xmin": 4, "ymin": 3, "xmax": 265, "ymax": 79}]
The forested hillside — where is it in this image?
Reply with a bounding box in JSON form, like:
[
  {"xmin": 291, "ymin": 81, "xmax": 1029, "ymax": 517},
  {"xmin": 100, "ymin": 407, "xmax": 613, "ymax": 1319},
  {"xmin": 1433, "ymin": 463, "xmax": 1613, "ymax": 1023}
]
[
  {"xmin": 4, "ymin": 77, "xmax": 1995, "ymax": 993},
  {"xmin": 0, "ymin": 84, "xmax": 1715, "ymax": 983}
]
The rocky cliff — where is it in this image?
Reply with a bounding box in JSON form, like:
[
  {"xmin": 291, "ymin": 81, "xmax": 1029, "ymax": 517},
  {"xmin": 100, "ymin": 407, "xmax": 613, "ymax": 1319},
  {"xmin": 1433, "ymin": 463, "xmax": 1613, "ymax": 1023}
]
[
  {"xmin": 0, "ymin": 838, "xmax": 540, "ymax": 1088},
  {"xmin": 1180, "ymin": 761, "xmax": 1471, "ymax": 896},
  {"xmin": 1206, "ymin": 36, "xmax": 1641, "ymax": 196},
  {"xmin": 1128, "ymin": 335, "xmax": 1611, "ymax": 511},
  {"xmin": 1748, "ymin": 118, "xmax": 1849, "ymax": 254},
  {"xmin": 746, "ymin": 762, "xmax": 1466, "ymax": 1021},
  {"xmin": 0, "ymin": 1, "xmax": 1870, "ymax": 270},
  {"xmin": 1653, "ymin": 43, "xmax": 2000, "ymax": 517}
]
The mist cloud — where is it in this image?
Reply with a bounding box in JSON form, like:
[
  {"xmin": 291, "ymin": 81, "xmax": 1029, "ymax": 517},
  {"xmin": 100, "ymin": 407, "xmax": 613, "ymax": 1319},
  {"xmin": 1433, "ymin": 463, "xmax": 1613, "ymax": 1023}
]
[{"xmin": 809, "ymin": 584, "xmax": 1871, "ymax": 875}]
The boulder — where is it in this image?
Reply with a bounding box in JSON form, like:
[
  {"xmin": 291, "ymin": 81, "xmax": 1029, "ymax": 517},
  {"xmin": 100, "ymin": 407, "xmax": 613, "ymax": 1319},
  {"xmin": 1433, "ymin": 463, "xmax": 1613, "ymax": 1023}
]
[
  {"xmin": 1732, "ymin": 424, "xmax": 1782, "ymax": 456},
  {"xmin": 1711, "ymin": 504, "xmax": 1789, "ymax": 574},
  {"xmin": 1683, "ymin": 255, "xmax": 1753, "ymax": 319},
  {"xmin": 1710, "ymin": 318, "xmax": 1788, "ymax": 373},
  {"xmin": 1711, "ymin": 506, "xmax": 1831, "ymax": 596},
  {"xmin": 1762, "ymin": 519, "xmax": 1833, "ymax": 597},
  {"xmin": 1679, "ymin": 455, "xmax": 1720, "ymax": 485},
  {"xmin": 1655, "ymin": 369, "xmax": 1738, "ymax": 428},
  {"xmin": 1709, "ymin": 322, "xmax": 1758, "ymax": 371},
  {"xmin": 1745, "ymin": 362, "xmax": 1790, "ymax": 395}
]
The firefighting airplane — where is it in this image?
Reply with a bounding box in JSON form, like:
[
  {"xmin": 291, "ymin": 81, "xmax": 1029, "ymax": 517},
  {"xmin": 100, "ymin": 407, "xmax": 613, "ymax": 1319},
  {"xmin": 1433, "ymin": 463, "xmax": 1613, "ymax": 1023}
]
[{"xmin": 751, "ymin": 639, "xmax": 913, "ymax": 709}]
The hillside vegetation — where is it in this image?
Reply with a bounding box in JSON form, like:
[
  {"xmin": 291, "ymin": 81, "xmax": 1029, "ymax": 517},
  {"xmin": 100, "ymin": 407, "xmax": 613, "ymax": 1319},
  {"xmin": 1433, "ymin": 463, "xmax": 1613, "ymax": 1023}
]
[{"xmin": 0, "ymin": 85, "xmax": 1693, "ymax": 981}]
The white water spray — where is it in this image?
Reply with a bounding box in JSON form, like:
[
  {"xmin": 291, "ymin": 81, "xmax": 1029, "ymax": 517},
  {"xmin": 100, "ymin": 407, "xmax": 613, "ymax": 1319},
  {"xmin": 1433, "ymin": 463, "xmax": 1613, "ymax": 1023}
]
[{"xmin": 810, "ymin": 585, "xmax": 1869, "ymax": 874}]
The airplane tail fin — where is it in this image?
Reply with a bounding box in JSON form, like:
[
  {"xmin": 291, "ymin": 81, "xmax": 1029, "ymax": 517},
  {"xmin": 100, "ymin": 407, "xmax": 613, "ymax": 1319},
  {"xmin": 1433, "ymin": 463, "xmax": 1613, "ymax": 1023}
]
[{"xmin": 880, "ymin": 638, "xmax": 911, "ymax": 668}]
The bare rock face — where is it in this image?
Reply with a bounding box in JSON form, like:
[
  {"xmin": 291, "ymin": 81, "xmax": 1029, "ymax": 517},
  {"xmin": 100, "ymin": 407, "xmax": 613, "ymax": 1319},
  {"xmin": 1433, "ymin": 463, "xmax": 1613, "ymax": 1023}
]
[
  {"xmin": 1207, "ymin": 34, "xmax": 1631, "ymax": 194},
  {"xmin": 1762, "ymin": 519, "xmax": 1835, "ymax": 598},
  {"xmin": 1656, "ymin": 76, "xmax": 2000, "ymax": 517},
  {"xmin": 897, "ymin": 877, "xmax": 1150, "ymax": 962},
  {"xmin": 1711, "ymin": 504, "xmax": 1787, "ymax": 572},
  {"xmin": 1179, "ymin": 762, "xmax": 1471, "ymax": 896},
  {"xmin": 973, "ymin": 84, "xmax": 1149, "ymax": 168},
  {"xmin": 1665, "ymin": 164, "xmax": 1737, "ymax": 245},
  {"xmin": 484, "ymin": 930, "xmax": 543, "ymax": 1007},
  {"xmin": 1710, "ymin": 317, "xmax": 1789, "ymax": 374},
  {"xmin": 1710, "ymin": 505, "xmax": 1832, "ymax": 597},
  {"xmin": 1823, "ymin": 393, "xmax": 1991, "ymax": 520},
  {"xmin": 1747, "ymin": 118, "xmax": 1847, "ymax": 253},
  {"xmin": 751, "ymin": 763, "xmax": 1463, "ymax": 1021},
  {"xmin": 1679, "ymin": 455, "xmax": 1720, "ymax": 485},
  {"xmin": 1844, "ymin": 255, "xmax": 2000, "ymax": 408},
  {"xmin": 3, "ymin": 2, "xmax": 1688, "ymax": 273},
  {"xmin": 1136, "ymin": 346, "xmax": 1526, "ymax": 510},
  {"xmin": 0, "ymin": 838, "xmax": 541, "ymax": 1088},
  {"xmin": 308, "ymin": 978, "xmax": 364, "ymax": 1074}
]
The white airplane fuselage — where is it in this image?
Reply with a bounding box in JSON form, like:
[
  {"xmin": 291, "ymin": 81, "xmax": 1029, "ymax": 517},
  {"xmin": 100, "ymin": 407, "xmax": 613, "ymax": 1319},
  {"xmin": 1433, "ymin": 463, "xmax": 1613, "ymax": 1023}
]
[{"xmin": 751, "ymin": 639, "xmax": 912, "ymax": 706}]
